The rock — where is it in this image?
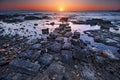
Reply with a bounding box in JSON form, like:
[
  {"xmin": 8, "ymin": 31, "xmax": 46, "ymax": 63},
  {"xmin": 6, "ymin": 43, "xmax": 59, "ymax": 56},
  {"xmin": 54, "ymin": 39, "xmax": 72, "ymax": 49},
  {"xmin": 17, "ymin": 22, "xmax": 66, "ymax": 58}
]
[
  {"xmin": 48, "ymin": 42, "xmax": 62, "ymax": 52},
  {"xmin": 70, "ymin": 39, "xmax": 85, "ymax": 48},
  {"xmin": 100, "ymin": 49, "xmax": 120, "ymax": 60},
  {"xmin": 72, "ymin": 32, "xmax": 80, "ymax": 39},
  {"xmin": 30, "ymin": 43, "xmax": 41, "ymax": 50},
  {"xmin": 88, "ymin": 46, "xmax": 99, "ymax": 53},
  {"xmin": 19, "ymin": 50, "xmax": 41, "ymax": 61},
  {"xmin": 60, "ymin": 17, "xmax": 68, "ymax": 22},
  {"xmin": 9, "ymin": 58, "xmax": 40, "ymax": 76},
  {"xmin": 50, "ymin": 22, "xmax": 55, "ymax": 26},
  {"xmin": 62, "ymin": 42, "xmax": 72, "ymax": 50},
  {"xmin": 61, "ymin": 50, "xmax": 73, "ymax": 63},
  {"xmin": 113, "ymin": 27, "xmax": 119, "ymax": 30},
  {"xmin": 24, "ymin": 16, "xmax": 41, "ymax": 20},
  {"xmin": 40, "ymin": 61, "xmax": 65, "ymax": 80},
  {"xmin": 34, "ymin": 23, "xmax": 38, "ymax": 26},
  {"xmin": 71, "ymin": 20, "xmax": 86, "ymax": 24},
  {"xmin": 3, "ymin": 19, "xmax": 23, "ymax": 23},
  {"xmin": 42, "ymin": 28, "xmax": 49, "ymax": 34},
  {"xmin": 39, "ymin": 53, "xmax": 53, "ymax": 65},
  {"xmin": 55, "ymin": 37, "xmax": 64, "ymax": 43},
  {"xmin": 64, "ymin": 32, "xmax": 73, "ymax": 38},
  {"xmin": 49, "ymin": 32, "xmax": 61, "ymax": 39},
  {"xmin": 64, "ymin": 26, "xmax": 71, "ymax": 32}
]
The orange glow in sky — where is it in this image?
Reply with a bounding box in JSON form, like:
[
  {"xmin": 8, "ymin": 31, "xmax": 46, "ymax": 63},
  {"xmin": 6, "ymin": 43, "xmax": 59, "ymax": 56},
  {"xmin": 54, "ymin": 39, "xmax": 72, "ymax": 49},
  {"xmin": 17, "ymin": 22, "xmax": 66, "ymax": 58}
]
[{"xmin": 0, "ymin": 0, "xmax": 120, "ymax": 11}]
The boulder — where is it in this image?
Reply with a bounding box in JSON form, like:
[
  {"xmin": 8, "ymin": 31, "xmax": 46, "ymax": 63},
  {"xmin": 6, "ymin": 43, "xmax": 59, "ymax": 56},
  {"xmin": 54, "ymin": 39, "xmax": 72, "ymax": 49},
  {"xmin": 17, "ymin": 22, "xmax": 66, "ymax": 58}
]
[
  {"xmin": 88, "ymin": 46, "xmax": 99, "ymax": 53},
  {"xmin": 61, "ymin": 50, "xmax": 73, "ymax": 63},
  {"xmin": 39, "ymin": 53, "xmax": 53, "ymax": 65},
  {"xmin": 72, "ymin": 32, "xmax": 80, "ymax": 39},
  {"xmin": 50, "ymin": 22, "xmax": 55, "ymax": 26},
  {"xmin": 48, "ymin": 42, "xmax": 62, "ymax": 52},
  {"xmin": 24, "ymin": 16, "xmax": 41, "ymax": 20},
  {"xmin": 55, "ymin": 37, "xmax": 64, "ymax": 43},
  {"xmin": 100, "ymin": 49, "xmax": 120, "ymax": 60},
  {"xmin": 62, "ymin": 42, "xmax": 72, "ymax": 50},
  {"xmin": 60, "ymin": 17, "xmax": 68, "ymax": 22},
  {"xmin": 42, "ymin": 28, "xmax": 49, "ymax": 34},
  {"xmin": 9, "ymin": 58, "xmax": 40, "ymax": 76},
  {"xmin": 64, "ymin": 32, "xmax": 73, "ymax": 38},
  {"xmin": 40, "ymin": 61, "xmax": 65, "ymax": 80},
  {"xmin": 30, "ymin": 43, "xmax": 41, "ymax": 50}
]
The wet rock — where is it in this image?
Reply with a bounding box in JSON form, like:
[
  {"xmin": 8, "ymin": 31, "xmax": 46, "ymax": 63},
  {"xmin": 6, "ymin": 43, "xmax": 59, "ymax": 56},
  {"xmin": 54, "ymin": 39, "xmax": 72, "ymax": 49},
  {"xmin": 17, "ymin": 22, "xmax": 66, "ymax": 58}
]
[
  {"xmin": 9, "ymin": 58, "xmax": 40, "ymax": 76},
  {"xmin": 64, "ymin": 26, "xmax": 71, "ymax": 32},
  {"xmin": 70, "ymin": 39, "xmax": 85, "ymax": 48},
  {"xmin": 100, "ymin": 49, "xmax": 120, "ymax": 60},
  {"xmin": 30, "ymin": 43, "xmax": 41, "ymax": 50},
  {"xmin": 55, "ymin": 37, "xmax": 64, "ymax": 43},
  {"xmin": 60, "ymin": 17, "xmax": 68, "ymax": 22},
  {"xmin": 50, "ymin": 22, "xmax": 55, "ymax": 26},
  {"xmin": 72, "ymin": 32, "xmax": 80, "ymax": 39},
  {"xmin": 61, "ymin": 50, "xmax": 73, "ymax": 63},
  {"xmin": 88, "ymin": 46, "xmax": 99, "ymax": 53},
  {"xmin": 3, "ymin": 19, "xmax": 23, "ymax": 23},
  {"xmin": 64, "ymin": 32, "xmax": 73, "ymax": 38},
  {"xmin": 42, "ymin": 28, "xmax": 49, "ymax": 34},
  {"xmin": 48, "ymin": 42, "xmax": 62, "ymax": 52},
  {"xmin": 39, "ymin": 53, "xmax": 53, "ymax": 65},
  {"xmin": 19, "ymin": 50, "xmax": 41, "ymax": 60},
  {"xmin": 49, "ymin": 32, "xmax": 61, "ymax": 39},
  {"xmin": 24, "ymin": 16, "xmax": 41, "ymax": 20},
  {"xmin": 113, "ymin": 27, "xmax": 119, "ymax": 30},
  {"xmin": 62, "ymin": 42, "xmax": 72, "ymax": 50},
  {"xmin": 40, "ymin": 61, "xmax": 65, "ymax": 80},
  {"xmin": 34, "ymin": 23, "xmax": 38, "ymax": 26},
  {"xmin": 71, "ymin": 20, "xmax": 86, "ymax": 24}
]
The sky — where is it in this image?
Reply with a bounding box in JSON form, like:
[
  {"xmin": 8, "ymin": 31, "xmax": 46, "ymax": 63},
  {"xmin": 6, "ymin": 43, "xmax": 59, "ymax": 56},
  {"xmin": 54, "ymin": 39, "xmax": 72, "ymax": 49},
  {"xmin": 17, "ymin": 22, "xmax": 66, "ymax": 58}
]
[{"xmin": 0, "ymin": 0, "xmax": 120, "ymax": 11}]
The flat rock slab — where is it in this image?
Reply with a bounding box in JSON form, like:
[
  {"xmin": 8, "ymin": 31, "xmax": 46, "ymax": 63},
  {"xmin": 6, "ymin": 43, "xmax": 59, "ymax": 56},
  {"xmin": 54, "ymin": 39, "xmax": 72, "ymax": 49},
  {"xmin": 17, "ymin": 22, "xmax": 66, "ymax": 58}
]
[
  {"xmin": 9, "ymin": 58, "xmax": 40, "ymax": 76},
  {"xmin": 40, "ymin": 61, "xmax": 65, "ymax": 80}
]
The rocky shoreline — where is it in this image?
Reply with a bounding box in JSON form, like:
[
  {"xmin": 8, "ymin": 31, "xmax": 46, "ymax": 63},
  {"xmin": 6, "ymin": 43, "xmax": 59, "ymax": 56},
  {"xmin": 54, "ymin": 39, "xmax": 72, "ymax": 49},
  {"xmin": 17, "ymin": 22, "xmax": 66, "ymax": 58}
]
[{"xmin": 0, "ymin": 15, "xmax": 120, "ymax": 80}]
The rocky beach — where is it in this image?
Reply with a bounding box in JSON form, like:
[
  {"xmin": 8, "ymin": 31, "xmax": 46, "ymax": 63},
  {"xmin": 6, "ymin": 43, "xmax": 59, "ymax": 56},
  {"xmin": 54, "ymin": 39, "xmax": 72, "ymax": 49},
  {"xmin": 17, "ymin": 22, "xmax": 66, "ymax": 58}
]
[{"xmin": 0, "ymin": 11, "xmax": 120, "ymax": 80}]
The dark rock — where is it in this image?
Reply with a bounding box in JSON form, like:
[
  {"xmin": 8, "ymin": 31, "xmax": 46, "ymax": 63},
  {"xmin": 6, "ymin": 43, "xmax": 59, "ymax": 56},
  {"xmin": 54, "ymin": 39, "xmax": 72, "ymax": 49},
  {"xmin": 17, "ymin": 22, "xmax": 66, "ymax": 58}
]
[
  {"xmin": 39, "ymin": 53, "xmax": 53, "ymax": 65},
  {"xmin": 3, "ymin": 19, "xmax": 23, "ymax": 23},
  {"xmin": 42, "ymin": 28, "xmax": 49, "ymax": 34},
  {"xmin": 72, "ymin": 32, "xmax": 80, "ymax": 39},
  {"xmin": 40, "ymin": 61, "xmax": 65, "ymax": 80},
  {"xmin": 61, "ymin": 50, "xmax": 73, "ymax": 63},
  {"xmin": 64, "ymin": 32, "xmax": 73, "ymax": 38},
  {"xmin": 62, "ymin": 42, "xmax": 72, "ymax": 50},
  {"xmin": 9, "ymin": 58, "xmax": 40, "ymax": 76},
  {"xmin": 48, "ymin": 42, "xmax": 62, "ymax": 52},
  {"xmin": 70, "ymin": 39, "xmax": 85, "ymax": 48},
  {"xmin": 88, "ymin": 46, "xmax": 99, "ymax": 53},
  {"xmin": 34, "ymin": 23, "xmax": 38, "ymax": 26},
  {"xmin": 71, "ymin": 20, "xmax": 86, "ymax": 24},
  {"xmin": 55, "ymin": 37, "xmax": 64, "ymax": 43},
  {"xmin": 24, "ymin": 16, "xmax": 41, "ymax": 20},
  {"xmin": 60, "ymin": 17, "xmax": 68, "ymax": 22},
  {"xmin": 30, "ymin": 43, "xmax": 41, "ymax": 50},
  {"xmin": 50, "ymin": 22, "xmax": 55, "ymax": 26}
]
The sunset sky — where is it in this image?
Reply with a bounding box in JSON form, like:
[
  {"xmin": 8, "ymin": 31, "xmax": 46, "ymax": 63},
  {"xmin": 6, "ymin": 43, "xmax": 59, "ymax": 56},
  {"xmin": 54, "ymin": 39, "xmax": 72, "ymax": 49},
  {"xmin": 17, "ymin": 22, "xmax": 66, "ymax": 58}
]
[{"xmin": 0, "ymin": 0, "xmax": 120, "ymax": 11}]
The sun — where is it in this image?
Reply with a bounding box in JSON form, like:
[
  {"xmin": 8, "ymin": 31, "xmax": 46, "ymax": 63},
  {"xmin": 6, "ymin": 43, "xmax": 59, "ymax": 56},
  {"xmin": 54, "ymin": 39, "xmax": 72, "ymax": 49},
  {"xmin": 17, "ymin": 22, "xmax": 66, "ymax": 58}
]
[{"xmin": 59, "ymin": 7, "xmax": 64, "ymax": 12}]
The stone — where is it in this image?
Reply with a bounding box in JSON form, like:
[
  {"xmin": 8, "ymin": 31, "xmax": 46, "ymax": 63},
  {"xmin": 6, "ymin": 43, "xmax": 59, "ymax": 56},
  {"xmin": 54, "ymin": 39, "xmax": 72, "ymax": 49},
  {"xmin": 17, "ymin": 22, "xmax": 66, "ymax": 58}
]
[
  {"xmin": 55, "ymin": 37, "xmax": 64, "ymax": 43},
  {"xmin": 72, "ymin": 20, "xmax": 86, "ymax": 24},
  {"xmin": 50, "ymin": 22, "xmax": 55, "ymax": 26},
  {"xmin": 70, "ymin": 39, "xmax": 85, "ymax": 48},
  {"xmin": 40, "ymin": 61, "xmax": 65, "ymax": 80},
  {"xmin": 88, "ymin": 46, "xmax": 99, "ymax": 53},
  {"xmin": 30, "ymin": 43, "xmax": 41, "ymax": 50},
  {"xmin": 64, "ymin": 26, "xmax": 71, "ymax": 32},
  {"xmin": 24, "ymin": 16, "xmax": 41, "ymax": 20},
  {"xmin": 64, "ymin": 32, "xmax": 73, "ymax": 38},
  {"xmin": 100, "ymin": 49, "xmax": 120, "ymax": 60},
  {"xmin": 39, "ymin": 53, "xmax": 53, "ymax": 65},
  {"xmin": 9, "ymin": 58, "xmax": 40, "ymax": 76},
  {"xmin": 42, "ymin": 28, "xmax": 49, "ymax": 34},
  {"xmin": 61, "ymin": 50, "xmax": 73, "ymax": 63},
  {"xmin": 62, "ymin": 42, "xmax": 72, "ymax": 50},
  {"xmin": 48, "ymin": 42, "xmax": 62, "ymax": 52},
  {"xmin": 72, "ymin": 32, "xmax": 80, "ymax": 39},
  {"xmin": 60, "ymin": 17, "xmax": 68, "ymax": 22}
]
